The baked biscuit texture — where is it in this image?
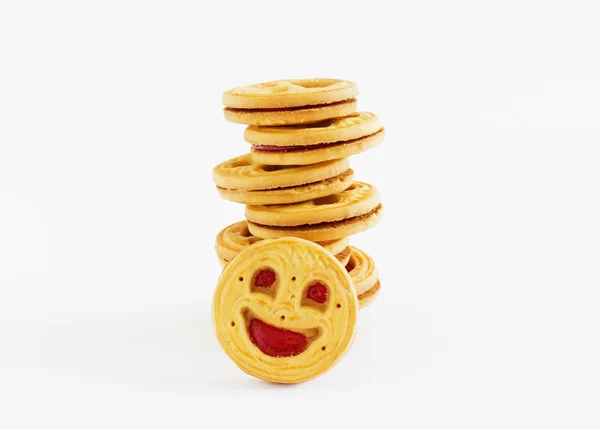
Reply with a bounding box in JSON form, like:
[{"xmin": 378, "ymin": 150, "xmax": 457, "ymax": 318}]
[
  {"xmin": 244, "ymin": 112, "xmax": 382, "ymax": 147},
  {"xmin": 247, "ymin": 203, "xmax": 382, "ymax": 242},
  {"xmin": 212, "ymin": 237, "xmax": 358, "ymax": 383},
  {"xmin": 213, "ymin": 154, "xmax": 350, "ymax": 191},
  {"xmin": 246, "ymin": 181, "xmax": 380, "ymax": 226},
  {"xmin": 224, "ymin": 99, "xmax": 357, "ymax": 126},
  {"xmin": 218, "ymin": 169, "xmax": 354, "ymax": 206},
  {"xmin": 222, "ymin": 78, "xmax": 358, "ymax": 109},
  {"xmin": 251, "ymin": 129, "xmax": 384, "ymax": 166}
]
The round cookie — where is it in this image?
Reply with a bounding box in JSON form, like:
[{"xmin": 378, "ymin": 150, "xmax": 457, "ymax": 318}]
[
  {"xmin": 212, "ymin": 237, "xmax": 358, "ymax": 384},
  {"xmin": 223, "ymin": 78, "xmax": 358, "ymax": 109},
  {"xmin": 224, "ymin": 100, "xmax": 357, "ymax": 127},
  {"xmin": 246, "ymin": 181, "xmax": 380, "ymax": 227},
  {"xmin": 251, "ymin": 129, "xmax": 384, "ymax": 166},
  {"xmin": 345, "ymin": 246, "xmax": 379, "ymax": 295},
  {"xmin": 215, "ymin": 220, "xmax": 349, "ymax": 262},
  {"xmin": 248, "ymin": 204, "xmax": 382, "ymax": 241},
  {"xmin": 214, "ymin": 154, "xmax": 351, "ymax": 191},
  {"xmin": 215, "ymin": 220, "xmax": 262, "ymax": 262},
  {"xmin": 222, "ymin": 79, "xmax": 358, "ymax": 126},
  {"xmin": 217, "ymin": 170, "xmax": 353, "ymax": 206},
  {"xmin": 213, "ymin": 154, "xmax": 354, "ymax": 205},
  {"xmin": 245, "ymin": 112, "xmax": 382, "ymax": 147}
]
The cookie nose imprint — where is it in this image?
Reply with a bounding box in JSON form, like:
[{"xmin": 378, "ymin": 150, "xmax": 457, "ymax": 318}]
[{"xmin": 272, "ymin": 303, "xmax": 294, "ymax": 321}]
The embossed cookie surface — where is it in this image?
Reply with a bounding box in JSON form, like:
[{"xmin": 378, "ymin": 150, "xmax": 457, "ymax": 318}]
[
  {"xmin": 212, "ymin": 237, "xmax": 358, "ymax": 384},
  {"xmin": 247, "ymin": 203, "xmax": 382, "ymax": 242},
  {"xmin": 213, "ymin": 154, "xmax": 350, "ymax": 191},
  {"xmin": 246, "ymin": 181, "xmax": 381, "ymax": 227},
  {"xmin": 213, "ymin": 154, "xmax": 354, "ymax": 205},
  {"xmin": 245, "ymin": 112, "xmax": 382, "ymax": 147},
  {"xmin": 250, "ymin": 128, "xmax": 384, "ymax": 166},
  {"xmin": 223, "ymin": 78, "xmax": 358, "ymax": 109},
  {"xmin": 222, "ymin": 79, "xmax": 358, "ymax": 126}
]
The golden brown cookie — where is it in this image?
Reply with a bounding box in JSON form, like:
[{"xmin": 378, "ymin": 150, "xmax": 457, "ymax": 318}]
[
  {"xmin": 247, "ymin": 203, "xmax": 382, "ymax": 242},
  {"xmin": 213, "ymin": 154, "xmax": 351, "ymax": 191},
  {"xmin": 251, "ymin": 129, "xmax": 384, "ymax": 166},
  {"xmin": 221, "ymin": 170, "xmax": 353, "ymax": 206},
  {"xmin": 223, "ymin": 78, "xmax": 358, "ymax": 109},
  {"xmin": 215, "ymin": 220, "xmax": 349, "ymax": 262},
  {"xmin": 212, "ymin": 237, "xmax": 358, "ymax": 383},
  {"xmin": 246, "ymin": 181, "xmax": 380, "ymax": 227},
  {"xmin": 245, "ymin": 112, "xmax": 382, "ymax": 147},
  {"xmin": 222, "ymin": 78, "xmax": 358, "ymax": 126},
  {"xmin": 213, "ymin": 154, "xmax": 354, "ymax": 205}
]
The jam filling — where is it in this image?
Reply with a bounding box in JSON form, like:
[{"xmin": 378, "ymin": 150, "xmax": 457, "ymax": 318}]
[
  {"xmin": 252, "ymin": 141, "xmax": 347, "ymax": 153},
  {"xmin": 252, "ymin": 129, "xmax": 383, "ymax": 153},
  {"xmin": 248, "ymin": 318, "xmax": 308, "ymax": 357}
]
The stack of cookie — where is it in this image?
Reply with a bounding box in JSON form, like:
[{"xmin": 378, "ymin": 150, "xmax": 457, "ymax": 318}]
[{"xmin": 213, "ymin": 78, "xmax": 383, "ymax": 308}]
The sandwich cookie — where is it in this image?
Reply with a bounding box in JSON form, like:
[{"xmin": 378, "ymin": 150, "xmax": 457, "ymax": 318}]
[
  {"xmin": 213, "ymin": 154, "xmax": 353, "ymax": 205},
  {"xmin": 344, "ymin": 246, "xmax": 380, "ymax": 308},
  {"xmin": 247, "ymin": 112, "xmax": 385, "ymax": 166},
  {"xmin": 246, "ymin": 182, "xmax": 382, "ymax": 241},
  {"xmin": 223, "ymin": 78, "xmax": 358, "ymax": 126},
  {"xmin": 212, "ymin": 237, "xmax": 358, "ymax": 383},
  {"xmin": 215, "ymin": 220, "xmax": 349, "ymax": 263}
]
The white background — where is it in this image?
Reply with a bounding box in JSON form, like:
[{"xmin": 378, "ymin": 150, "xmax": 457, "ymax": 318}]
[{"xmin": 1, "ymin": 0, "xmax": 599, "ymax": 427}]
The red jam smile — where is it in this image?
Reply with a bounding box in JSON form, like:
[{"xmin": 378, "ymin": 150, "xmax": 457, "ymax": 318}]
[{"xmin": 248, "ymin": 318, "xmax": 308, "ymax": 357}]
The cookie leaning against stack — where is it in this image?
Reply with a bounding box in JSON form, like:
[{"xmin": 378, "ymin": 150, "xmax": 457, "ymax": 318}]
[{"xmin": 212, "ymin": 78, "xmax": 384, "ymax": 384}]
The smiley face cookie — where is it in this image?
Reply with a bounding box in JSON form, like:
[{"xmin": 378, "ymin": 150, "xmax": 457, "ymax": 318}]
[
  {"xmin": 213, "ymin": 237, "xmax": 358, "ymax": 383},
  {"xmin": 246, "ymin": 181, "xmax": 382, "ymax": 241},
  {"xmin": 246, "ymin": 113, "xmax": 385, "ymax": 166},
  {"xmin": 222, "ymin": 78, "xmax": 358, "ymax": 126},
  {"xmin": 213, "ymin": 154, "xmax": 354, "ymax": 205}
]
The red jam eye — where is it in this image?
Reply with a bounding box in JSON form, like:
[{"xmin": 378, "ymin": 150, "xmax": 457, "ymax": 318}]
[
  {"xmin": 254, "ymin": 269, "xmax": 276, "ymax": 288},
  {"xmin": 306, "ymin": 282, "xmax": 328, "ymax": 304}
]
